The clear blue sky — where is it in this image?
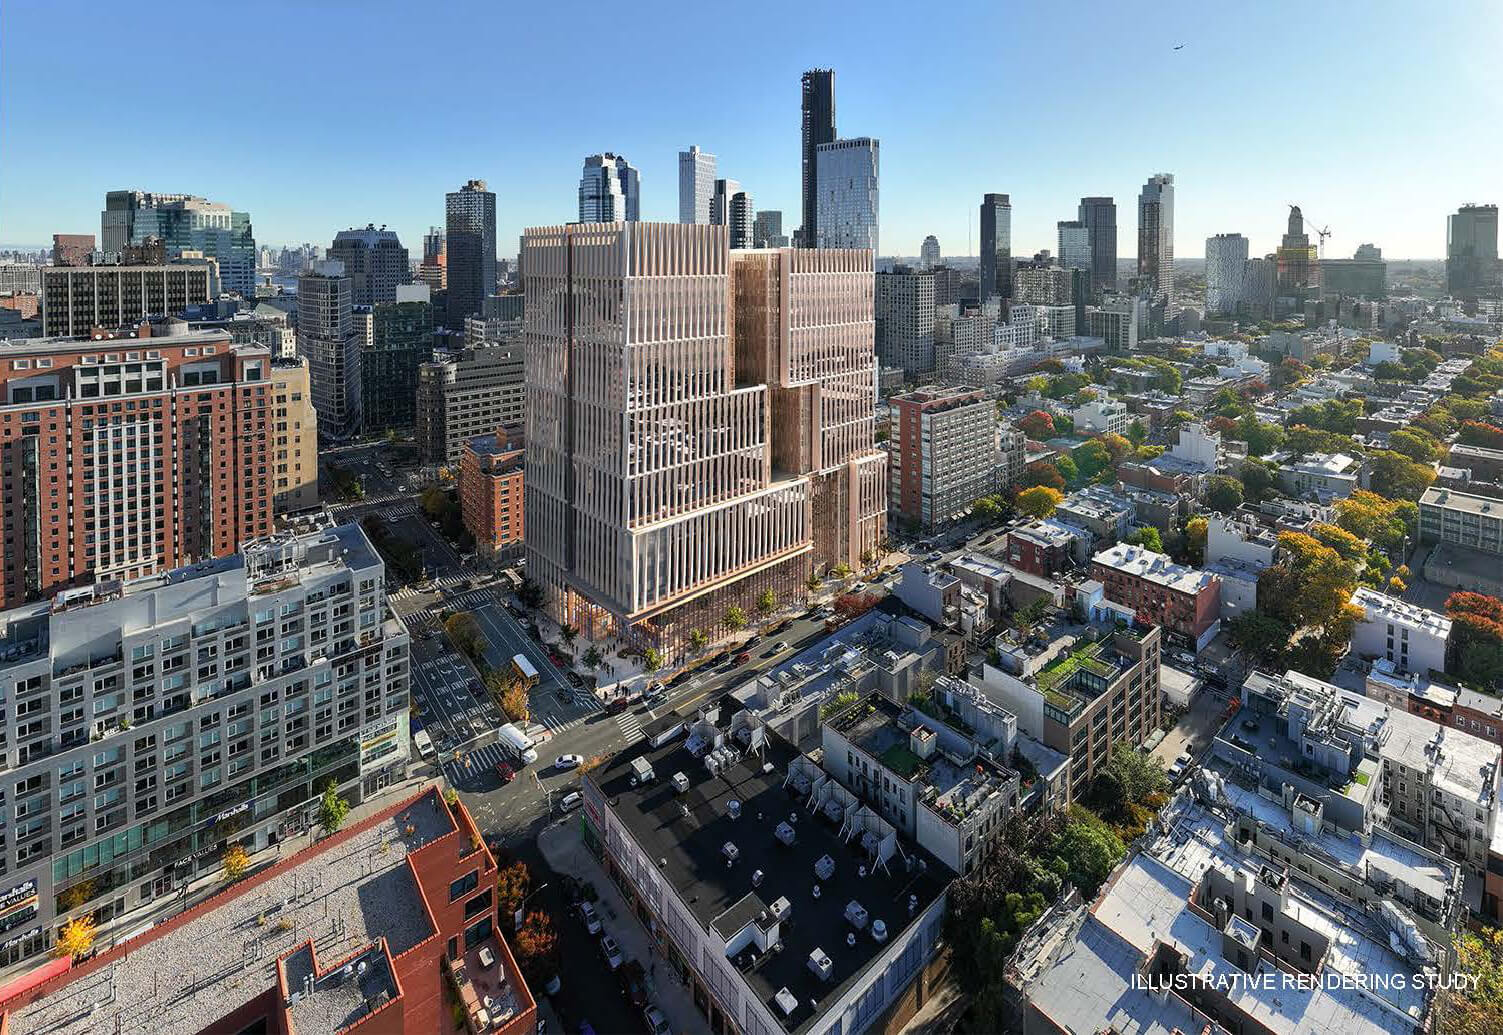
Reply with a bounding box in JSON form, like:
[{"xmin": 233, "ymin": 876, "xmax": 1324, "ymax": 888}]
[{"xmin": 3, "ymin": 0, "xmax": 1499, "ymax": 261}]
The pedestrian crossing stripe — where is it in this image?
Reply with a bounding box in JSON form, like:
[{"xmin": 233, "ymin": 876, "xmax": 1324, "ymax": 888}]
[{"xmin": 615, "ymin": 711, "xmax": 645, "ymax": 743}]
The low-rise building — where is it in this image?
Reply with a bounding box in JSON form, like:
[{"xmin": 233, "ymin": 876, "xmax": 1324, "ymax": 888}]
[
  {"xmin": 1090, "ymin": 543, "xmax": 1221, "ymax": 650},
  {"xmin": 1004, "ymin": 520, "xmax": 1078, "ymax": 576},
  {"xmin": 1350, "ymin": 587, "xmax": 1451, "ymax": 676},
  {"xmin": 1013, "ymin": 786, "xmax": 1447, "ymax": 1035},
  {"xmin": 895, "ymin": 561, "xmax": 991, "ymax": 642},
  {"xmin": 0, "ymin": 786, "xmax": 535, "ymax": 1035},
  {"xmin": 822, "ymin": 689, "xmax": 1019, "ymax": 875},
  {"xmin": 458, "ymin": 427, "xmax": 525, "ymax": 559},
  {"xmin": 1276, "ymin": 451, "xmax": 1361, "ymax": 501},
  {"xmin": 581, "ymin": 705, "xmax": 951, "ymax": 1035},
  {"xmin": 1420, "ymin": 486, "xmax": 1503, "ymax": 555},
  {"xmin": 976, "ymin": 623, "xmax": 1162, "ymax": 800},
  {"xmin": 1055, "ymin": 485, "xmax": 1134, "ymax": 545},
  {"xmin": 1070, "ymin": 389, "xmax": 1130, "ymax": 435}
]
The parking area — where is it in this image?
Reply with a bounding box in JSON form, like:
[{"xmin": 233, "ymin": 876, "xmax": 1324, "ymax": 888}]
[{"xmin": 1152, "ymin": 680, "xmax": 1236, "ymax": 768}]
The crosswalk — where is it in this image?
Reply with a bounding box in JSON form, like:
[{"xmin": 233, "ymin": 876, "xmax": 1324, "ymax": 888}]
[
  {"xmin": 390, "ymin": 572, "xmax": 485, "ymax": 604},
  {"xmin": 397, "ymin": 589, "xmax": 502, "ymax": 632},
  {"xmin": 615, "ymin": 709, "xmax": 645, "ymax": 744}
]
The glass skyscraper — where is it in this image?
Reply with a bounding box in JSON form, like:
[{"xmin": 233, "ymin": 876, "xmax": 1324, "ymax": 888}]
[
  {"xmin": 979, "ymin": 193, "xmax": 1011, "ymax": 303},
  {"xmin": 800, "ymin": 69, "xmax": 836, "ymax": 247},
  {"xmin": 101, "ymin": 191, "xmax": 257, "ymax": 297},
  {"xmin": 815, "ymin": 138, "xmax": 879, "ymax": 253},
  {"xmin": 1078, "ymin": 196, "xmax": 1118, "ymax": 293},
  {"xmin": 1137, "ymin": 174, "xmax": 1175, "ymax": 306},
  {"xmin": 578, "ymin": 153, "xmax": 640, "ymax": 223},
  {"xmin": 678, "ymin": 145, "xmax": 716, "ymax": 224}
]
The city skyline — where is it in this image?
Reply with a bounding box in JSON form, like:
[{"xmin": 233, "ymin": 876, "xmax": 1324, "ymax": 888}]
[{"xmin": 3, "ymin": 0, "xmax": 1502, "ymax": 263}]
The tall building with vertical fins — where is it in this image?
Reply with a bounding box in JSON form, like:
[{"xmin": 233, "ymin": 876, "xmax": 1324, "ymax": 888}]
[
  {"xmin": 522, "ymin": 222, "xmax": 885, "ymax": 649},
  {"xmin": 1137, "ymin": 174, "xmax": 1175, "ymax": 307}
]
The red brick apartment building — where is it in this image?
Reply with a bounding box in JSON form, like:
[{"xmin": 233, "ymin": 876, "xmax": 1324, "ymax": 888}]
[
  {"xmin": 0, "ymin": 321, "xmax": 273, "ymax": 607},
  {"xmin": 1090, "ymin": 542, "xmax": 1221, "ymax": 651},
  {"xmin": 459, "ymin": 426, "xmax": 524, "ymax": 558},
  {"xmin": 1006, "ymin": 519, "xmax": 1076, "ymax": 576},
  {"xmin": 0, "ymin": 785, "xmax": 537, "ymax": 1035}
]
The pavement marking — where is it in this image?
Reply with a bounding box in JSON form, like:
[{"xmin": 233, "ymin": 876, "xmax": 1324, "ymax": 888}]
[{"xmin": 615, "ymin": 710, "xmax": 645, "ymax": 744}]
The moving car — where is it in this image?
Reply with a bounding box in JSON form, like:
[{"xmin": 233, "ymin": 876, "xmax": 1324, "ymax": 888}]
[
  {"xmin": 559, "ymin": 790, "xmax": 583, "ymax": 812},
  {"xmin": 605, "ymin": 696, "xmax": 632, "ymax": 716},
  {"xmin": 733, "ymin": 652, "xmax": 751, "ymax": 666},
  {"xmin": 578, "ymin": 900, "xmax": 602, "ymax": 935},
  {"xmin": 553, "ymin": 754, "xmax": 584, "ymax": 771},
  {"xmin": 927, "ymin": 551, "xmax": 943, "ymax": 561},
  {"xmin": 599, "ymin": 934, "xmax": 624, "ymax": 970}
]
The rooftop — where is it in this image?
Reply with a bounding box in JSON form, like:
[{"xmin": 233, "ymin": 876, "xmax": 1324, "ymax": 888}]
[
  {"xmin": 1351, "ymin": 588, "xmax": 1452, "ymax": 638},
  {"xmin": 1023, "ymin": 790, "xmax": 1434, "ymax": 1035},
  {"xmin": 5, "ymin": 788, "xmax": 459, "ymax": 1035},
  {"xmin": 1279, "ymin": 452, "xmax": 1361, "ymax": 477},
  {"xmin": 1092, "ymin": 543, "xmax": 1218, "ymax": 595},
  {"xmin": 588, "ymin": 706, "xmax": 947, "ymax": 1035},
  {"xmin": 1421, "ymin": 486, "xmax": 1503, "ymax": 515}
]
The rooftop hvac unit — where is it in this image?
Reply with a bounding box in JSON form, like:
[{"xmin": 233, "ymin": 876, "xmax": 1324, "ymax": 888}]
[
  {"xmin": 672, "ymin": 771, "xmax": 690, "ymax": 793},
  {"xmin": 722, "ymin": 841, "xmax": 740, "ymax": 865},
  {"xmin": 807, "ymin": 947, "xmax": 833, "ymax": 982},
  {"xmin": 871, "ymin": 919, "xmax": 888, "ymax": 943},
  {"xmin": 845, "ymin": 901, "xmax": 869, "ymax": 930},
  {"xmin": 775, "ymin": 988, "xmax": 798, "ymax": 1017},
  {"xmin": 728, "ymin": 799, "xmax": 742, "ymax": 819},
  {"xmin": 775, "ymin": 821, "xmax": 796, "ymax": 846},
  {"xmin": 815, "ymin": 854, "xmax": 836, "ymax": 881},
  {"xmin": 770, "ymin": 896, "xmax": 791, "ymax": 922}
]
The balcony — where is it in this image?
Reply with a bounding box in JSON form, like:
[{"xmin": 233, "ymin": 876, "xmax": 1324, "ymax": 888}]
[{"xmin": 445, "ymin": 937, "xmax": 525, "ymax": 1034}]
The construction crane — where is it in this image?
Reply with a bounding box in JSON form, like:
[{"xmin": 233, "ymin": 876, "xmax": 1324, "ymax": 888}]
[{"xmin": 1291, "ymin": 204, "xmax": 1333, "ymax": 258}]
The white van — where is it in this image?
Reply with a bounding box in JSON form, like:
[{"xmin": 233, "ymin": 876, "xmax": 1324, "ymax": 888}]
[
  {"xmin": 412, "ymin": 728, "xmax": 435, "ymax": 761},
  {"xmin": 496, "ymin": 723, "xmax": 539, "ymax": 766}
]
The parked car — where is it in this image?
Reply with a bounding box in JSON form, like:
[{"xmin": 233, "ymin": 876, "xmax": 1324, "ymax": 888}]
[
  {"xmin": 1167, "ymin": 752, "xmax": 1193, "ymax": 782},
  {"xmin": 554, "ymin": 754, "xmax": 585, "ymax": 771},
  {"xmin": 619, "ymin": 959, "xmax": 648, "ymax": 1007},
  {"xmin": 559, "ymin": 791, "xmax": 583, "ymax": 813},
  {"xmin": 643, "ymin": 1006, "xmax": 671, "ymax": 1035},
  {"xmin": 605, "ymin": 696, "xmax": 631, "ymax": 715},
  {"xmin": 733, "ymin": 652, "xmax": 751, "ymax": 666},
  {"xmin": 599, "ymin": 934, "xmax": 624, "ymax": 970},
  {"xmin": 496, "ymin": 762, "xmax": 516, "ymax": 784},
  {"xmin": 578, "ymin": 900, "xmax": 602, "ymax": 935},
  {"xmin": 927, "ymin": 551, "xmax": 943, "ymax": 562}
]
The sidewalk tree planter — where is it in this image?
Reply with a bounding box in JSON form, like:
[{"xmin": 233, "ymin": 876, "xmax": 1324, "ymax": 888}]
[
  {"xmin": 724, "ymin": 607, "xmax": 747, "ymax": 631},
  {"xmin": 53, "ymin": 915, "xmax": 95, "ymax": 961},
  {"xmin": 317, "ymin": 781, "xmax": 350, "ymax": 836},
  {"xmin": 222, "ymin": 843, "xmax": 250, "ymax": 882}
]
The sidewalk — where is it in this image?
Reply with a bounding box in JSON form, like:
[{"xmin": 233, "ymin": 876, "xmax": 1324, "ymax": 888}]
[{"xmin": 538, "ymin": 821, "xmax": 703, "ymax": 1035}]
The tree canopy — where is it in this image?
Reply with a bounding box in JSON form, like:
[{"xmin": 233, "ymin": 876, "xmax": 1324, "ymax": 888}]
[
  {"xmin": 1017, "ymin": 486, "xmax": 1063, "ymax": 519},
  {"xmin": 1205, "ymin": 475, "xmax": 1245, "ymax": 514}
]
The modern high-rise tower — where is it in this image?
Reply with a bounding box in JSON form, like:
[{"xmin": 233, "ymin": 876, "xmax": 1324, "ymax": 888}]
[
  {"xmin": 1137, "ymin": 174, "xmax": 1175, "ymax": 306},
  {"xmin": 815, "ymin": 139, "xmax": 879, "ymax": 253},
  {"xmin": 101, "ymin": 190, "xmax": 256, "ymax": 296},
  {"xmin": 521, "ymin": 222, "xmax": 885, "ymax": 649},
  {"xmin": 979, "ymin": 194, "xmax": 1012, "ymax": 303},
  {"xmin": 1056, "ymin": 221, "xmax": 1091, "ymax": 273},
  {"xmin": 579, "ymin": 153, "xmax": 640, "ymax": 224},
  {"xmin": 753, "ymin": 210, "xmax": 788, "ymax": 249},
  {"xmin": 328, "ymin": 224, "xmax": 409, "ymax": 305},
  {"xmin": 1205, "ymin": 233, "xmax": 1250, "ymax": 316},
  {"xmin": 1078, "ymin": 196, "xmax": 1117, "ymax": 293},
  {"xmin": 678, "ymin": 145, "xmax": 717, "ymax": 224},
  {"xmin": 1447, "ymin": 203, "xmax": 1501, "ymax": 301},
  {"xmin": 298, "ymin": 259, "xmax": 361, "ymax": 439},
  {"xmin": 920, "ymin": 235, "xmax": 941, "ymax": 269},
  {"xmin": 445, "ymin": 179, "xmax": 497, "ymax": 329},
  {"xmin": 799, "ymin": 69, "xmax": 837, "ymax": 247}
]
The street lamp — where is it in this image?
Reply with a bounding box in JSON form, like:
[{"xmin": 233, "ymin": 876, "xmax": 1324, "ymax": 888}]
[{"xmin": 513, "ymin": 882, "xmax": 549, "ymax": 929}]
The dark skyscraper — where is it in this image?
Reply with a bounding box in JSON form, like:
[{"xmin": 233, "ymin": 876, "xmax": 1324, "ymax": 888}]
[
  {"xmin": 979, "ymin": 193, "xmax": 1012, "ymax": 303},
  {"xmin": 445, "ymin": 179, "xmax": 497, "ymax": 330},
  {"xmin": 1447, "ymin": 203, "xmax": 1500, "ymax": 301},
  {"xmin": 800, "ymin": 69, "xmax": 836, "ymax": 248},
  {"xmin": 329, "ymin": 224, "xmax": 409, "ymax": 305},
  {"xmin": 1078, "ymin": 196, "xmax": 1118, "ymax": 294}
]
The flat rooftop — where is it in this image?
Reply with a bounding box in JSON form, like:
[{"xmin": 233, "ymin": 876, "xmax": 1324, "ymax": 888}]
[
  {"xmin": 0, "ymin": 326, "xmax": 234, "ymax": 353},
  {"xmin": 1351, "ymin": 587, "xmax": 1452, "ymax": 637},
  {"xmin": 1422, "ymin": 486, "xmax": 1503, "ymax": 515},
  {"xmin": 1026, "ymin": 791, "xmax": 1431, "ymax": 1035},
  {"xmin": 589, "ymin": 708, "xmax": 947, "ymax": 1035},
  {"xmin": 1093, "ymin": 543, "xmax": 1217, "ymax": 595},
  {"xmin": 4, "ymin": 788, "xmax": 455, "ymax": 1035}
]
